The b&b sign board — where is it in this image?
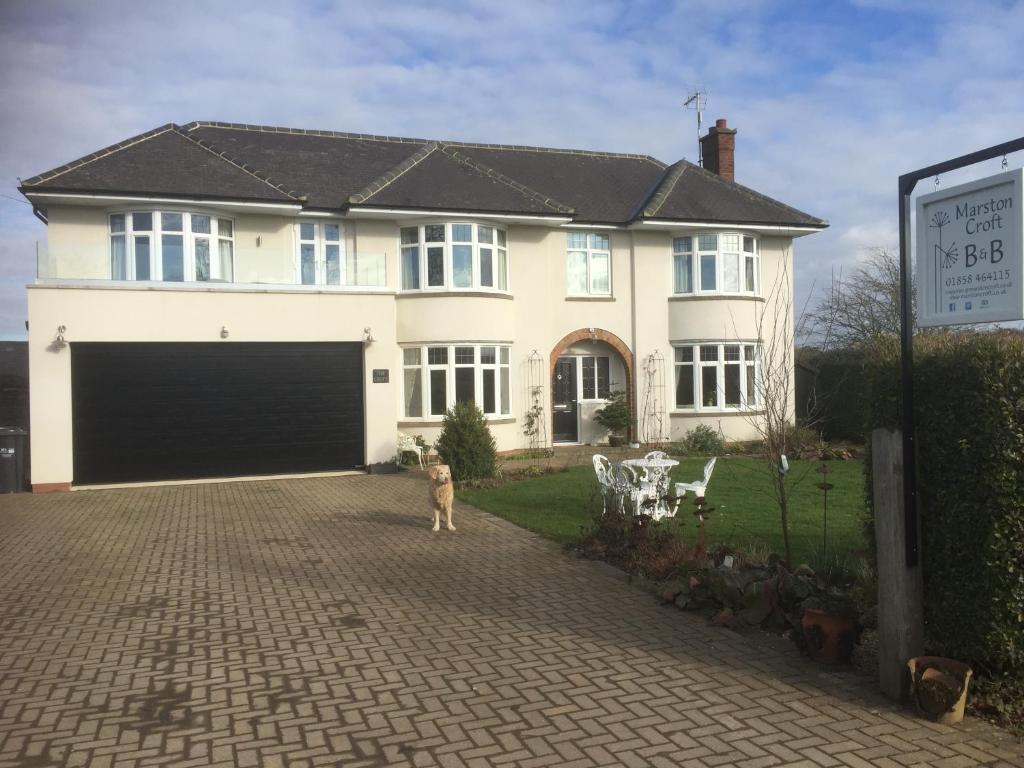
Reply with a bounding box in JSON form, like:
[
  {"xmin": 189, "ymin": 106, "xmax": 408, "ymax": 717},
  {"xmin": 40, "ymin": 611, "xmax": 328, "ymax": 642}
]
[{"xmin": 916, "ymin": 168, "xmax": 1023, "ymax": 326}]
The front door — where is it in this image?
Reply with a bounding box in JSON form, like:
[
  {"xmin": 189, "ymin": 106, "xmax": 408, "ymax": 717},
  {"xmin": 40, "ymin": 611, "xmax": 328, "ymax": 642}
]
[{"xmin": 552, "ymin": 357, "xmax": 578, "ymax": 443}]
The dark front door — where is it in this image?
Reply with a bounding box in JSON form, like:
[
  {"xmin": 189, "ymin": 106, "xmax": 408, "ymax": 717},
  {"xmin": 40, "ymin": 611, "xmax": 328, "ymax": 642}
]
[
  {"xmin": 71, "ymin": 342, "xmax": 365, "ymax": 485},
  {"xmin": 552, "ymin": 357, "xmax": 578, "ymax": 443}
]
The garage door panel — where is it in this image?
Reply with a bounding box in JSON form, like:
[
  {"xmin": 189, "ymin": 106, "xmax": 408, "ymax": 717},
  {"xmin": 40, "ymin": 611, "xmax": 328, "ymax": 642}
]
[{"xmin": 71, "ymin": 342, "xmax": 364, "ymax": 484}]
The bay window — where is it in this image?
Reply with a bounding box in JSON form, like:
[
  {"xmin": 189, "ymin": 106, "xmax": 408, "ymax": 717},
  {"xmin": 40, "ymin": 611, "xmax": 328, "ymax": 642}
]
[
  {"xmin": 566, "ymin": 232, "xmax": 611, "ymax": 296},
  {"xmin": 399, "ymin": 223, "xmax": 508, "ymax": 292},
  {"xmin": 109, "ymin": 211, "xmax": 233, "ymax": 282},
  {"xmin": 403, "ymin": 344, "xmax": 512, "ymax": 418},
  {"xmin": 674, "ymin": 342, "xmax": 761, "ymax": 411},
  {"xmin": 671, "ymin": 233, "xmax": 759, "ymax": 296}
]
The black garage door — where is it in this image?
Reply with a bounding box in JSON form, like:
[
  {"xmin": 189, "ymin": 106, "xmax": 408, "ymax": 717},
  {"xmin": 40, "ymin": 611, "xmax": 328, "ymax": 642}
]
[{"xmin": 71, "ymin": 342, "xmax": 364, "ymax": 485}]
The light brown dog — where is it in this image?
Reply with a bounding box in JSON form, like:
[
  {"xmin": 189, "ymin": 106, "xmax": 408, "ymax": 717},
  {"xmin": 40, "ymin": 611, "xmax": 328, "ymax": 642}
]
[{"xmin": 427, "ymin": 464, "xmax": 456, "ymax": 532}]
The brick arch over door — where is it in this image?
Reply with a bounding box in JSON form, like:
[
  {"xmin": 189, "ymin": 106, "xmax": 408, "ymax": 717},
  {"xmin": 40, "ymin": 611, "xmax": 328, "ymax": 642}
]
[{"xmin": 549, "ymin": 328, "xmax": 635, "ymax": 441}]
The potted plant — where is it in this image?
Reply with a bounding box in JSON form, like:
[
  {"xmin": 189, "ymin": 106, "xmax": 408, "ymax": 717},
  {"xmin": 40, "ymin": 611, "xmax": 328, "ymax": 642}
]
[
  {"xmin": 800, "ymin": 591, "xmax": 859, "ymax": 663},
  {"xmin": 595, "ymin": 390, "xmax": 630, "ymax": 446},
  {"xmin": 907, "ymin": 656, "xmax": 973, "ymax": 725}
]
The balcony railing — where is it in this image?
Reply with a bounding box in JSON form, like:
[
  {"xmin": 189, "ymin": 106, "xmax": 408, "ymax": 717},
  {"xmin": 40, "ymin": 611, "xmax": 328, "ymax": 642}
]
[{"xmin": 35, "ymin": 243, "xmax": 388, "ymax": 290}]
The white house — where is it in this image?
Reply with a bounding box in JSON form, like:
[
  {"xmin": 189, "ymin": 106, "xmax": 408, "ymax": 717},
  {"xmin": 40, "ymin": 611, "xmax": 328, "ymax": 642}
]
[{"xmin": 19, "ymin": 118, "xmax": 825, "ymax": 490}]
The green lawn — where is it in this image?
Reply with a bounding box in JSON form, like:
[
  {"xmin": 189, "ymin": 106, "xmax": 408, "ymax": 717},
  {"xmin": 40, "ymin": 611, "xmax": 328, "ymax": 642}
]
[{"xmin": 458, "ymin": 457, "xmax": 867, "ymax": 564}]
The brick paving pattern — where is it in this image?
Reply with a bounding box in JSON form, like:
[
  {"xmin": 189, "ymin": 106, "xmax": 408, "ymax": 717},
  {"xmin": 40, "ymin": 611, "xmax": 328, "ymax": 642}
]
[{"xmin": 0, "ymin": 473, "xmax": 1020, "ymax": 767}]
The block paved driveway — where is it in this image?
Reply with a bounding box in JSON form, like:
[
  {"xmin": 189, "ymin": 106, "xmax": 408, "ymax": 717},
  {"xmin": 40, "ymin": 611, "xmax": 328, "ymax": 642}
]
[{"xmin": 1, "ymin": 474, "xmax": 1021, "ymax": 768}]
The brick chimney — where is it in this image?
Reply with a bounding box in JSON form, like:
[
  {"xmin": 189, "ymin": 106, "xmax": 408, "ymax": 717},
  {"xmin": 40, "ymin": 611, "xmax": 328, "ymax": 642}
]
[{"xmin": 699, "ymin": 118, "xmax": 737, "ymax": 182}]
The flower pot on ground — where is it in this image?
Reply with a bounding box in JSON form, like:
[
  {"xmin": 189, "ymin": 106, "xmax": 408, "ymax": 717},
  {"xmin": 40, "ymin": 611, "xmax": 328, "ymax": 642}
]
[
  {"xmin": 801, "ymin": 606, "xmax": 856, "ymax": 663},
  {"xmin": 908, "ymin": 656, "xmax": 973, "ymax": 725}
]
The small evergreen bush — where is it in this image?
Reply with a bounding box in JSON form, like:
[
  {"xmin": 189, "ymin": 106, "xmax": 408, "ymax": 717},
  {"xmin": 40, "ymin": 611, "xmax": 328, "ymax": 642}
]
[
  {"xmin": 594, "ymin": 389, "xmax": 630, "ymax": 438},
  {"xmin": 435, "ymin": 401, "xmax": 498, "ymax": 482}
]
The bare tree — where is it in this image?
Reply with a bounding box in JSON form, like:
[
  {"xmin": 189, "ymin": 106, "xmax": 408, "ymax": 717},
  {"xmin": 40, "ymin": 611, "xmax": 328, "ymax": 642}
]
[
  {"xmin": 735, "ymin": 245, "xmax": 800, "ymax": 566},
  {"xmin": 805, "ymin": 246, "xmax": 905, "ymax": 351}
]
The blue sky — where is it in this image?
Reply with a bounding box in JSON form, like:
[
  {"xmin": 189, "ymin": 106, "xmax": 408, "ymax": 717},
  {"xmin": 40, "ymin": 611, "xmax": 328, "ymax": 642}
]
[{"xmin": 1, "ymin": 0, "xmax": 1022, "ymax": 339}]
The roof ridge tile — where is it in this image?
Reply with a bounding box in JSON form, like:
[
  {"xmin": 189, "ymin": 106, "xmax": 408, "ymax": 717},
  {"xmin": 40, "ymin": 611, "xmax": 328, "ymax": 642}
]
[
  {"xmin": 20, "ymin": 124, "xmax": 179, "ymax": 186},
  {"xmin": 348, "ymin": 142, "xmax": 439, "ymax": 203},
  {"xmin": 185, "ymin": 120, "xmax": 666, "ymax": 163},
  {"xmin": 175, "ymin": 128, "xmax": 302, "ymax": 200},
  {"xmin": 437, "ymin": 145, "xmax": 575, "ymax": 214},
  {"xmin": 641, "ymin": 160, "xmax": 687, "ymax": 217}
]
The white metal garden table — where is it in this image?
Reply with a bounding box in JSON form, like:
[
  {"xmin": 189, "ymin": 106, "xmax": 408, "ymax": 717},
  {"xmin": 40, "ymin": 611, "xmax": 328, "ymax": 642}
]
[{"xmin": 620, "ymin": 457, "xmax": 679, "ymax": 520}]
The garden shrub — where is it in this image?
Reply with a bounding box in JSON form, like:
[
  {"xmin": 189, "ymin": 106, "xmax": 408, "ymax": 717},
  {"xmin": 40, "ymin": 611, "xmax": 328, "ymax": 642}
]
[
  {"xmin": 594, "ymin": 389, "xmax": 630, "ymax": 438},
  {"xmin": 864, "ymin": 331, "xmax": 1024, "ymax": 674},
  {"xmin": 679, "ymin": 423, "xmax": 725, "ymax": 455},
  {"xmin": 435, "ymin": 401, "xmax": 498, "ymax": 482},
  {"xmin": 577, "ymin": 505, "xmax": 694, "ymax": 580}
]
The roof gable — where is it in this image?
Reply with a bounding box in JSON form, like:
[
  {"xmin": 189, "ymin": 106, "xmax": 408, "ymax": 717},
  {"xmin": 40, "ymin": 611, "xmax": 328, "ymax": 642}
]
[
  {"xmin": 449, "ymin": 145, "xmax": 665, "ymax": 224},
  {"xmin": 21, "ymin": 126, "xmax": 296, "ymax": 202},
  {"xmin": 353, "ymin": 145, "xmax": 574, "ymax": 215},
  {"xmin": 641, "ymin": 160, "xmax": 825, "ymax": 227},
  {"xmin": 186, "ymin": 124, "xmax": 427, "ymax": 209}
]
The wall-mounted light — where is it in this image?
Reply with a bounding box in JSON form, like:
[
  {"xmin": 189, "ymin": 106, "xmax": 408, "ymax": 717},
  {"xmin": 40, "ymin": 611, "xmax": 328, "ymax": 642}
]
[
  {"xmin": 363, "ymin": 327, "xmax": 375, "ymax": 344},
  {"xmin": 220, "ymin": 326, "xmax": 229, "ymax": 339},
  {"xmin": 54, "ymin": 325, "xmax": 67, "ymax": 349}
]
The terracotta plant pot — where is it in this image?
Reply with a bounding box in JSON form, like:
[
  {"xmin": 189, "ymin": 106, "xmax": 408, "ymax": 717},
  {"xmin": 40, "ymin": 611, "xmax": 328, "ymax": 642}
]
[
  {"xmin": 801, "ymin": 607, "xmax": 855, "ymax": 663},
  {"xmin": 907, "ymin": 656, "xmax": 973, "ymax": 725}
]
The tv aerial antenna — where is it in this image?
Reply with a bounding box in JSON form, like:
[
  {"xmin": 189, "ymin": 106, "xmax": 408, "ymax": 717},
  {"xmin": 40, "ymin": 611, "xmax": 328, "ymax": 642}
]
[{"xmin": 684, "ymin": 87, "xmax": 708, "ymax": 166}]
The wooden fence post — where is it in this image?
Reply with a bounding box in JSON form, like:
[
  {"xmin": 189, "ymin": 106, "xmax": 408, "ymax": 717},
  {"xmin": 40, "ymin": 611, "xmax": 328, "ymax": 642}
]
[{"xmin": 872, "ymin": 428, "xmax": 924, "ymax": 700}]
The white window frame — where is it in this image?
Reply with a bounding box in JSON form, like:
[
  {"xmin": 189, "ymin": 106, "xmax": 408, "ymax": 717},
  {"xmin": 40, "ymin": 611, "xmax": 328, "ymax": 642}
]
[
  {"xmin": 108, "ymin": 210, "xmax": 234, "ymax": 283},
  {"xmin": 671, "ymin": 232, "xmax": 760, "ymax": 297},
  {"xmin": 293, "ymin": 221, "xmax": 347, "ymax": 287},
  {"xmin": 565, "ymin": 231, "xmax": 612, "ymax": 297},
  {"xmin": 580, "ymin": 355, "xmax": 611, "ymax": 400},
  {"xmin": 398, "ymin": 222, "xmax": 509, "ymax": 293},
  {"xmin": 402, "ymin": 343, "xmax": 512, "ymax": 420},
  {"xmin": 672, "ymin": 341, "xmax": 762, "ymax": 412}
]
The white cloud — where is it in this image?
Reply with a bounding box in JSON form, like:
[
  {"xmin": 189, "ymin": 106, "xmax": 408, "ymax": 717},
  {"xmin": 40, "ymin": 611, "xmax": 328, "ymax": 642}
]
[{"xmin": 0, "ymin": 0, "xmax": 1022, "ymax": 338}]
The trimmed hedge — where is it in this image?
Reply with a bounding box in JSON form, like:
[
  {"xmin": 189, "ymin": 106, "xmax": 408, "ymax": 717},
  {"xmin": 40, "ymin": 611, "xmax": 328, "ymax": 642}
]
[{"xmin": 865, "ymin": 331, "xmax": 1024, "ymax": 674}]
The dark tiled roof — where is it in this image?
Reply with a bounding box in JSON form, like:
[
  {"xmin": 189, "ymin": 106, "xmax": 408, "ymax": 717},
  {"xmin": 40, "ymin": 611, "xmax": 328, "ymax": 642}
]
[
  {"xmin": 643, "ymin": 160, "xmax": 825, "ymax": 226},
  {"xmin": 442, "ymin": 144, "xmax": 664, "ymax": 223},
  {"xmin": 185, "ymin": 123, "xmax": 424, "ymax": 208},
  {"xmin": 352, "ymin": 147, "xmax": 573, "ymax": 214},
  {"xmin": 21, "ymin": 126, "xmax": 297, "ymax": 202},
  {"xmin": 20, "ymin": 121, "xmax": 826, "ymax": 227}
]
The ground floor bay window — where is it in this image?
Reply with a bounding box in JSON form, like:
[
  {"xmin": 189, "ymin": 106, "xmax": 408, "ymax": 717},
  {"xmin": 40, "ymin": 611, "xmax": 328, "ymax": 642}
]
[
  {"xmin": 674, "ymin": 342, "xmax": 760, "ymax": 411},
  {"xmin": 403, "ymin": 344, "xmax": 511, "ymax": 418}
]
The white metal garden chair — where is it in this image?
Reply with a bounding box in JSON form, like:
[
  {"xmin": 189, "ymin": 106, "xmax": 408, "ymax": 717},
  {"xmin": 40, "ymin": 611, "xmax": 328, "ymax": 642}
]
[
  {"xmin": 397, "ymin": 432, "xmax": 425, "ymax": 469},
  {"xmin": 674, "ymin": 456, "xmax": 717, "ymax": 499},
  {"xmin": 592, "ymin": 454, "xmax": 615, "ymax": 512}
]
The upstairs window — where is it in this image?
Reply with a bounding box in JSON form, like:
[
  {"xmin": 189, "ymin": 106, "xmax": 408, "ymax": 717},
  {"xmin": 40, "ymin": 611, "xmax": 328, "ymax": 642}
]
[
  {"xmin": 293, "ymin": 221, "xmax": 386, "ymax": 288},
  {"xmin": 296, "ymin": 221, "xmax": 343, "ymax": 286},
  {"xmin": 566, "ymin": 232, "xmax": 611, "ymax": 296},
  {"xmin": 109, "ymin": 211, "xmax": 233, "ymax": 283},
  {"xmin": 399, "ymin": 223, "xmax": 508, "ymax": 292},
  {"xmin": 672, "ymin": 233, "xmax": 759, "ymax": 296}
]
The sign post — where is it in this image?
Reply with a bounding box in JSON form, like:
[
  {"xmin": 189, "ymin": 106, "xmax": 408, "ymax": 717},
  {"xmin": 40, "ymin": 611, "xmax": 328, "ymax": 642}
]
[{"xmin": 898, "ymin": 138, "xmax": 1024, "ymax": 567}]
